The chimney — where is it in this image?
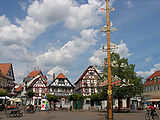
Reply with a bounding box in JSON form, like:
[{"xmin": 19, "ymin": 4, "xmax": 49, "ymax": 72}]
[{"xmin": 53, "ymin": 73, "xmax": 55, "ymax": 80}]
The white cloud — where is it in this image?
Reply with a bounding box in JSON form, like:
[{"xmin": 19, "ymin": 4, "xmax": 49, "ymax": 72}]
[
  {"xmin": 115, "ymin": 40, "xmax": 132, "ymax": 58},
  {"xmin": 36, "ymin": 29, "xmax": 98, "ymax": 68},
  {"xmin": 0, "ymin": 0, "xmax": 104, "ymax": 62},
  {"xmin": 137, "ymin": 63, "xmax": 160, "ymax": 79},
  {"xmin": 0, "ymin": 0, "xmax": 109, "ymax": 83},
  {"xmin": 47, "ymin": 66, "xmax": 69, "ymax": 77},
  {"xmin": 89, "ymin": 49, "xmax": 106, "ymax": 66},
  {"xmin": 65, "ymin": 0, "xmax": 103, "ymax": 30},
  {"xmin": 89, "ymin": 40, "xmax": 132, "ymax": 65},
  {"xmin": 125, "ymin": 0, "xmax": 132, "ymax": 8},
  {"xmin": 145, "ymin": 56, "xmax": 153, "ymax": 62},
  {"xmin": 19, "ymin": 1, "xmax": 28, "ymax": 11},
  {"xmin": 47, "ymin": 66, "xmax": 69, "ymax": 83}
]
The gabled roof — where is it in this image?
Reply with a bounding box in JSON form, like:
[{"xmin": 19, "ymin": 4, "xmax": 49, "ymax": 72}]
[
  {"xmin": 56, "ymin": 73, "xmax": 67, "ymax": 79},
  {"xmin": 0, "ymin": 72, "xmax": 8, "ymax": 79},
  {"xmin": 0, "ymin": 63, "xmax": 11, "ymax": 75},
  {"xmin": 28, "ymin": 78, "xmax": 39, "ymax": 88},
  {"xmin": 75, "ymin": 65, "xmax": 102, "ymax": 85},
  {"xmin": 146, "ymin": 70, "xmax": 160, "ymax": 80},
  {"xmin": 27, "ymin": 70, "xmax": 41, "ymax": 77},
  {"xmin": 48, "ymin": 73, "xmax": 74, "ymax": 88}
]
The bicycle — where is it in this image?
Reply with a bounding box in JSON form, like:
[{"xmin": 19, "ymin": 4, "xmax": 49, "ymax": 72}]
[{"xmin": 145, "ymin": 109, "xmax": 159, "ymax": 120}]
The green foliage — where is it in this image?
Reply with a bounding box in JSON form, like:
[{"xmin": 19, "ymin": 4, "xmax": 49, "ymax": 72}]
[
  {"xmin": 89, "ymin": 91, "xmax": 108, "ymax": 102},
  {"xmin": 26, "ymin": 91, "xmax": 35, "ymax": 98},
  {"xmin": 68, "ymin": 94, "xmax": 85, "ymax": 103},
  {"xmin": 47, "ymin": 94, "xmax": 58, "ymax": 102},
  {"xmin": 99, "ymin": 52, "xmax": 144, "ymax": 100},
  {"xmin": 0, "ymin": 88, "xmax": 7, "ymax": 96}
]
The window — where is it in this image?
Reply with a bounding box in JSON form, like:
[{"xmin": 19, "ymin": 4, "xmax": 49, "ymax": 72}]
[
  {"xmin": 35, "ymin": 88, "xmax": 39, "ymax": 93},
  {"xmin": 59, "ymin": 79, "xmax": 64, "ymax": 84},
  {"xmin": 62, "ymin": 88, "xmax": 65, "ymax": 92},
  {"xmin": 65, "ymin": 98, "xmax": 70, "ymax": 104},
  {"xmin": 91, "ymin": 88, "xmax": 94, "ymax": 93},
  {"xmin": 89, "ymin": 72, "xmax": 94, "ymax": 76},
  {"xmin": 3, "ymin": 81, "xmax": 6, "ymax": 87},
  {"xmin": 42, "ymin": 88, "xmax": 45, "ymax": 93},
  {"xmin": 35, "ymin": 99, "xmax": 37, "ymax": 105},
  {"xmin": 84, "ymin": 80, "xmax": 87, "ymax": 83},
  {"xmin": 59, "ymin": 88, "xmax": 61, "ymax": 92},
  {"xmin": 39, "ymin": 99, "xmax": 41, "ymax": 105},
  {"xmin": 85, "ymin": 88, "xmax": 88, "ymax": 93}
]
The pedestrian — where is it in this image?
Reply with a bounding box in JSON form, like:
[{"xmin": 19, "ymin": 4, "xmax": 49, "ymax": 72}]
[{"xmin": 46, "ymin": 102, "xmax": 49, "ymax": 113}]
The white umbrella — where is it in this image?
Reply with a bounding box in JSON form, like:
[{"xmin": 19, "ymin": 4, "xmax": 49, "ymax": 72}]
[
  {"xmin": 0, "ymin": 97, "xmax": 5, "ymax": 99},
  {"xmin": 0, "ymin": 96, "xmax": 11, "ymax": 100}
]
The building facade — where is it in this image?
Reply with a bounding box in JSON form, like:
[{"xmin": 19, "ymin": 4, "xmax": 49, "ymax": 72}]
[
  {"xmin": 48, "ymin": 73, "xmax": 74, "ymax": 109},
  {"xmin": 74, "ymin": 66, "xmax": 102, "ymax": 110},
  {"xmin": 0, "ymin": 63, "xmax": 15, "ymax": 95},
  {"xmin": 143, "ymin": 70, "xmax": 160, "ymax": 107},
  {"xmin": 23, "ymin": 68, "xmax": 48, "ymax": 106}
]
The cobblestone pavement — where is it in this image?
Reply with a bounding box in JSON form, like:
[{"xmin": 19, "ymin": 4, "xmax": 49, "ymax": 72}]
[{"xmin": 0, "ymin": 110, "xmax": 157, "ymax": 120}]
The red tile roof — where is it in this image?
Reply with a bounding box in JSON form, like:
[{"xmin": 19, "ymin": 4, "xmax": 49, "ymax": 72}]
[
  {"xmin": 27, "ymin": 70, "xmax": 41, "ymax": 77},
  {"xmin": 0, "ymin": 72, "xmax": 8, "ymax": 79},
  {"xmin": 146, "ymin": 70, "xmax": 160, "ymax": 80},
  {"xmin": 0, "ymin": 63, "xmax": 11, "ymax": 75},
  {"xmin": 16, "ymin": 85, "xmax": 22, "ymax": 92},
  {"xmin": 56, "ymin": 73, "xmax": 67, "ymax": 79}
]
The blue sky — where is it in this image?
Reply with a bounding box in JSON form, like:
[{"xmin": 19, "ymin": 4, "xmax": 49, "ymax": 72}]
[{"xmin": 0, "ymin": 0, "xmax": 160, "ymax": 84}]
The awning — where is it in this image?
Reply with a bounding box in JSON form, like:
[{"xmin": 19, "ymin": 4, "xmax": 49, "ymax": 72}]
[{"xmin": 147, "ymin": 99, "xmax": 160, "ymax": 102}]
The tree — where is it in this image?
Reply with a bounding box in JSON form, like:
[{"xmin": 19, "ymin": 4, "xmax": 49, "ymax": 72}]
[
  {"xmin": 89, "ymin": 91, "xmax": 108, "ymax": 102},
  {"xmin": 68, "ymin": 94, "xmax": 85, "ymax": 103},
  {"xmin": 0, "ymin": 88, "xmax": 7, "ymax": 96},
  {"xmin": 46, "ymin": 94, "xmax": 58, "ymax": 109},
  {"xmin": 100, "ymin": 52, "xmax": 144, "ymax": 111},
  {"xmin": 26, "ymin": 91, "xmax": 35, "ymax": 104}
]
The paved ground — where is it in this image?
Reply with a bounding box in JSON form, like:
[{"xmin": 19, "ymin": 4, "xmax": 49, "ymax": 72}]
[{"xmin": 0, "ymin": 110, "xmax": 153, "ymax": 120}]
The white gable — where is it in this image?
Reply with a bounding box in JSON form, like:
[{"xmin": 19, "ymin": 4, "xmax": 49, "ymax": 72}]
[{"xmin": 50, "ymin": 78, "xmax": 73, "ymax": 87}]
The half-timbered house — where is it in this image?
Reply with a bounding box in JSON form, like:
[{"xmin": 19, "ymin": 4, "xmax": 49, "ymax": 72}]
[
  {"xmin": 23, "ymin": 68, "xmax": 48, "ymax": 106},
  {"xmin": 0, "ymin": 63, "xmax": 15, "ymax": 95},
  {"xmin": 74, "ymin": 65, "xmax": 102, "ymax": 110},
  {"xmin": 48, "ymin": 73, "xmax": 74, "ymax": 109}
]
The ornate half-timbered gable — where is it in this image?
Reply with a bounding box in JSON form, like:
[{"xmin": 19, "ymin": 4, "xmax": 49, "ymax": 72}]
[
  {"xmin": 48, "ymin": 73, "xmax": 74, "ymax": 108},
  {"xmin": 75, "ymin": 66, "xmax": 101, "ymax": 97}
]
